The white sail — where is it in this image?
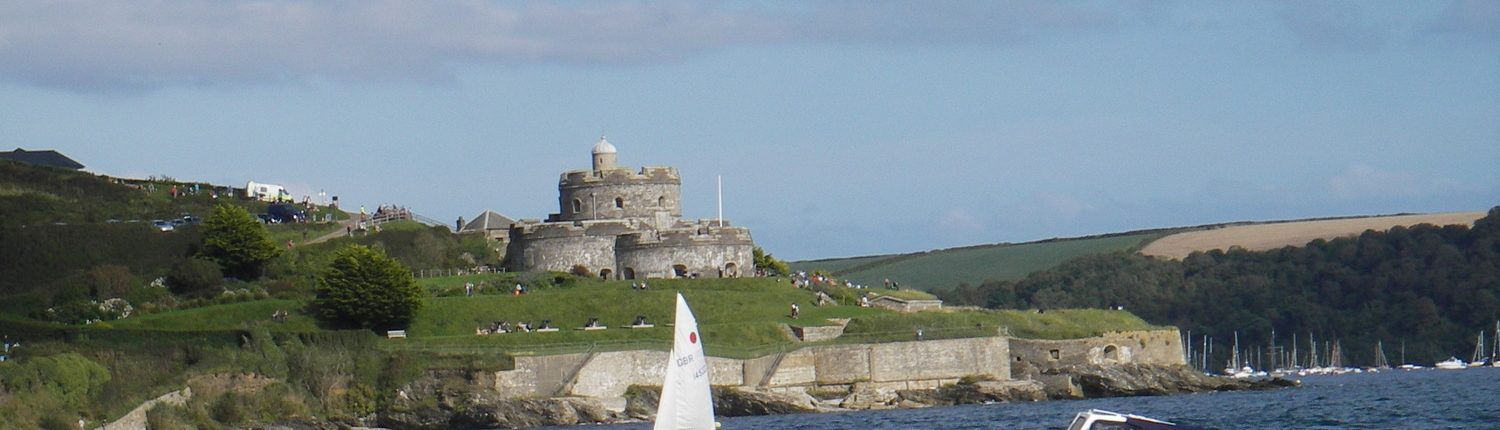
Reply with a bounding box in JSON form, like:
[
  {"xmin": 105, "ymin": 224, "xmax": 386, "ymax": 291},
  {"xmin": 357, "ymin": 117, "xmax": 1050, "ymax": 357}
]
[{"xmin": 654, "ymin": 293, "xmax": 715, "ymax": 430}]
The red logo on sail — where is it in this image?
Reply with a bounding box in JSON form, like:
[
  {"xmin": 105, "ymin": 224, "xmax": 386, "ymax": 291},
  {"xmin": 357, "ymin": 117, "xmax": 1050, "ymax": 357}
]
[{"xmin": 689, "ymin": 332, "xmax": 698, "ymax": 344}]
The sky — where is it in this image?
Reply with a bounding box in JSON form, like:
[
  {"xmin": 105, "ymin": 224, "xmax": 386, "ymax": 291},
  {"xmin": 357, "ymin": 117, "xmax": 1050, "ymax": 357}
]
[{"xmin": 1, "ymin": 1, "xmax": 1496, "ymax": 261}]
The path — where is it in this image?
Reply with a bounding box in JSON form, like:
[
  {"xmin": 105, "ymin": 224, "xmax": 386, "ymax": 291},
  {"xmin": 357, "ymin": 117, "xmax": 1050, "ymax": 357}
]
[{"xmin": 304, "ymin": 216, "xmax": 363, "ymax": 245}]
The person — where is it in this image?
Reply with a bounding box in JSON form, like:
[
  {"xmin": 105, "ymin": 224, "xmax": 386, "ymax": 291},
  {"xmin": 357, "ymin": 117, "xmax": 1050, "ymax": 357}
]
[
  {"xmin": 790, "ymin": 303, "xmax": 800, "ymax": 319},
  {"xmin": 465, "ymin": 282, "xmax": 474, "ymax": 297},
  {"xmin": 514, "ymin": 284, "xmax": 523, "ymax": 296}
]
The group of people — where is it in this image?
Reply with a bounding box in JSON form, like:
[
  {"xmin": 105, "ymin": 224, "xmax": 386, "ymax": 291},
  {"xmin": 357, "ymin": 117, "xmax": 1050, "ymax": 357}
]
[
  {"xmin": 0, "ymin": 335, "xmax": 14, "ymax": 362},
  {"xmin": 630, "ymin": 281, "xmax": 650, "ymax": 290}
]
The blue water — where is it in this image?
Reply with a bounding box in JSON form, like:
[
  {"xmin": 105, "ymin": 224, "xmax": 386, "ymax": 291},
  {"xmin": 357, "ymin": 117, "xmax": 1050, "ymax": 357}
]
[{"xmin": 537, "ymin": 367, "xmax": 1500, "ymax": 429}]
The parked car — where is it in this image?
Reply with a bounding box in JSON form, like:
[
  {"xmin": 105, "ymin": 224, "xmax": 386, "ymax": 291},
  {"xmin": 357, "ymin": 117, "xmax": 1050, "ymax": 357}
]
[
  {"xmin": 265, "ymin": 203, "xmax": 307, "ymax": 224},
  {"xmin": 151, "ymin": 220, "xmax": 175, "ymax": 232}
]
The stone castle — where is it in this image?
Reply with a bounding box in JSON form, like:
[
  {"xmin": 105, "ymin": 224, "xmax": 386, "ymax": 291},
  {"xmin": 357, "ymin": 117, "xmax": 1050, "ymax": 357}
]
[{"xmin": 505, "ymin": 137, "xmax": 754, "ymax": 279}]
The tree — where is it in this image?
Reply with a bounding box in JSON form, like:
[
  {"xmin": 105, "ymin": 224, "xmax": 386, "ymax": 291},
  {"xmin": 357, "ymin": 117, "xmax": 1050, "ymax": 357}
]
[
  {"xmin": 314, "ymin": 245, "xmax": 423, "ymax": 330},
  {"xmin": 200, "ymin": 204, "xmax": 280, "ymax": 279},
  {"xmin": 753, "ymin": 246, "xmax": 790, "ymax": 276}
]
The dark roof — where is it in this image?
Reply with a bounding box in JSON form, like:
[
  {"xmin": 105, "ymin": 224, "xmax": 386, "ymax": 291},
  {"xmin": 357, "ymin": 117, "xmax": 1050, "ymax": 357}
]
[
  {"xmin": 462, "ymin": 210, "xmax": 517, "ymax": 232},
  {"xmin": 0, "ymin": 148, "xmax": 85, "ymax": 170}
]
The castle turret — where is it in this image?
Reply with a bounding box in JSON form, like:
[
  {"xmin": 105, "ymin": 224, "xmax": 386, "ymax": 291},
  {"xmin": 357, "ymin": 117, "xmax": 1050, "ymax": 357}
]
[{"xmin": 591, "ymin": 136, "xmax": 617, "ymax": 172}]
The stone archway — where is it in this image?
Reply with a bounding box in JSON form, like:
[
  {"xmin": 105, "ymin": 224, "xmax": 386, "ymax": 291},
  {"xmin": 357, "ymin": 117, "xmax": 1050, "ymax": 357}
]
[
  {"xmin": 600, "ymin": 269, "xmax": 613, "ymax": 280},
  {"xmin": 622, "ymin": 267, "xmax": 636, "ymax": 280},
  {"xmin": 1103, "ymin": 344, "xmax": 1119, "ymax": 361},
  {"xmin": 723, "ymin": 262, "xmax": 738, "ymax": 278},
  {"xmin": 672, "ymin": 264, "xmax": 688, "ymax": 278}
]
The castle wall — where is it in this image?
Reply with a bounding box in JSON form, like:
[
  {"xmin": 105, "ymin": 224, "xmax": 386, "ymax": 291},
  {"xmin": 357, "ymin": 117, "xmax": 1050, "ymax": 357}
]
[
  {"xmin": 615, "ymin": 227, "xmax": 754, "ymax": 279},
  {"xmin": 1008, "ymin": 330, "xmax": 1184, "ymax": 378},
  {"xmin": 555, "ymin": 167, "xmax": 681, "ymax": 226},
  {"xmin": 506, "ymin": 222, "xmax": 632, "ymax": 275}
]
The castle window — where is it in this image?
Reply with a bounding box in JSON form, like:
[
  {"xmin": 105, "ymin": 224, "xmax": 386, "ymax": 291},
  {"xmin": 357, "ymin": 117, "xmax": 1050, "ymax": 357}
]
[
  {"xmin": 572, "ymin": 199, "xmax": 582, "ymax": 214},
  {"xmin": 658, "ymin": 196, "xmax": 666, "ymax": 207},
  {"xmin": 1049, "ymin": 349, "xmax": 1060, "ymax": 360},
  {"xmin": 614, "ymin": 197, "xmax": 624, "ymax": 209}
]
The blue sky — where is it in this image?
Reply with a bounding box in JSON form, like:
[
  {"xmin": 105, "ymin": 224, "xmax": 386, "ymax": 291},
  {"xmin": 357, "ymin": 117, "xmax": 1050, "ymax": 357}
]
[{"xmin": 1, "ymin": 1, "xmax": 1496, "ymax": 260}]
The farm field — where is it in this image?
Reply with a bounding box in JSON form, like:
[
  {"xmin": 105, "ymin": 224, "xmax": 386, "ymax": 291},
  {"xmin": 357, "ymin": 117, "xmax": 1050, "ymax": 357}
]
[{"xmin": 1140, "ymin": 212, "xmax": 1486, "ymax": 259}]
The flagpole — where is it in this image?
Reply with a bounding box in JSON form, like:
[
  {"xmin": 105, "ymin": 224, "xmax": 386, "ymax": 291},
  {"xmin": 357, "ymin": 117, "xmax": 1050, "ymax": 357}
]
[{"xmin": 716, "ymin": 175, "xmax": 723, "ymax": 227}]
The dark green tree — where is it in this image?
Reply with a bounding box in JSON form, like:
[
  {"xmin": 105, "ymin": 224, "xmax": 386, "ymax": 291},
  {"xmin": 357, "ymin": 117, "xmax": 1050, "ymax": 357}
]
[
  {"xmin": 200, "ymin": 204, "xmax": 280, "ymax": 279},
  {"xmin": 314, "ymin": 245, "xmax": 423, "ymax": 330},
  {"xmin": 753, "ymin": 246, "xmax": 791, "ymax": 276}
]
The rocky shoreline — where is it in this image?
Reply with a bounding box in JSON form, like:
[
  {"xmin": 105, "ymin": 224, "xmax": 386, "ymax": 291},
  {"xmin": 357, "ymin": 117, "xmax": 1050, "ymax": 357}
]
[{"xmin": 366, "ymin": 364, "xmax": 1298, "ymax": 430}]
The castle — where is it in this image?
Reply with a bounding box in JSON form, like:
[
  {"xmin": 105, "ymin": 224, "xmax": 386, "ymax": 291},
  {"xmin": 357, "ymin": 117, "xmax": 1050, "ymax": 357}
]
[{"xmin": 505, "ymin": 138, "xmax": 755, "ymax": 279}]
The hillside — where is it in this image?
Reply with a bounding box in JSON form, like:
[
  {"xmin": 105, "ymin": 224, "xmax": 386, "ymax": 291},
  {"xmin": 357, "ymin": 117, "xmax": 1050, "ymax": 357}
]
[
  {"xmin": 792, "ymin": 233, "xmax": 1165, "ymax": 291},
  {"xmin": 935, "ymin": 207, "xmax": 1500, "ymax": 369},
  {"xmin": 1139, "ymin": 212, "xmax": 1487, "ymax": 259}
]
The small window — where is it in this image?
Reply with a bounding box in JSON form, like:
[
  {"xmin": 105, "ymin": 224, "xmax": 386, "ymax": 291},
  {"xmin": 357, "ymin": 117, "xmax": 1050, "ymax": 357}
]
[
  {"xmin": 1049, "ymin": 349, "xmax": 1061, "ymax": 360},
  {"xmin": 614, "ymin": 197, "xmax": 624, "ymax": 209},
  {"xmin": 572, "ymin": 199, "xmax": 582, "ymax": 213},
  {"xmin": 658, "ymin": 196, "xmax": 666, "ymax": 207}
]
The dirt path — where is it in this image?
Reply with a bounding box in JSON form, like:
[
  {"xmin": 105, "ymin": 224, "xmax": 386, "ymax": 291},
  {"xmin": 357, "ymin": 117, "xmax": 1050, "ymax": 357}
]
[{"xmin": 305, "ymin": 216, "xmax": 363, "ymax": 245}]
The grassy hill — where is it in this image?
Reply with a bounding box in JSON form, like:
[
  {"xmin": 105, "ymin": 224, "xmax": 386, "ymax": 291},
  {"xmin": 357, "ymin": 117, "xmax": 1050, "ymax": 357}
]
[{"xmin": 793, "ymin": 233, "xmax": 1165, "ymax": 291}]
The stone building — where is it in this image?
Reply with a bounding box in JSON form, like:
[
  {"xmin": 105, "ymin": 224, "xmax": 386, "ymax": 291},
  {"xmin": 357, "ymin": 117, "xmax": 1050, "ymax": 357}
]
[{"xmin": 506, "ymin": 137, "xmax": 755, "ymax": 279}]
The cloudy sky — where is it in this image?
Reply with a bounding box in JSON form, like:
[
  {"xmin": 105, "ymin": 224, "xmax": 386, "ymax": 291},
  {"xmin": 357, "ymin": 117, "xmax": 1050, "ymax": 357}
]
[{"xmin": 2, "ymin": 0, "xmax": 1496, "ymax": 260}]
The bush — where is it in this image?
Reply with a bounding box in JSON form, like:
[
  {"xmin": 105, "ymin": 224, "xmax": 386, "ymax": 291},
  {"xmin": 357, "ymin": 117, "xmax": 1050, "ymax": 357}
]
[
  {"xmin": 84, "ymin": 264, "xmax": 136, "ymax": 299},
  {"xmin": 313, "ymin": 245, "xmax": 423, "ymax": 330},
  {"xmin": 167, "ymin": 258, "xmax": 223, "ymax": 297},
  {"xmin": 0, "ymin": 353, "xmax": 112, "ymax": 410}
]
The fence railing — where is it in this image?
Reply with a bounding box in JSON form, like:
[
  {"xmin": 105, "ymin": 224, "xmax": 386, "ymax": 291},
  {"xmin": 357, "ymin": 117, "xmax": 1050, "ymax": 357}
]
[{"xmin": 414, "ymin": 266, "xmax": 504, "ymax": 279}]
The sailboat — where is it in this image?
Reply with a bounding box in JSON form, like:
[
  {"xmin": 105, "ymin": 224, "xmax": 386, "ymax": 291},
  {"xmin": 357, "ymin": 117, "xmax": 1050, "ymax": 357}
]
[
  {"xmin": 654, "ymin": 293, "xmax": 716, "ymax": 430},
  {"xmin": 1371, "ymin": 340, "xmax": 1390, "ymax": 370},
  {"xmin": 1469, "ymin": 330, "xmax": 1488, "ymax": 368}
]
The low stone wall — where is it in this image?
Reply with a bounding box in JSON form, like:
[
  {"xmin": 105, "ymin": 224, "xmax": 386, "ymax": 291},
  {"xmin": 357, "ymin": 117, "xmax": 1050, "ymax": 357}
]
[
  {"xmin": 492, "ymin": 329, "xmax": 1185, "ymax": 400},
  {"xmin": 95, "ymin": 387, "xmax": 192, "ymax": 430},
  {"xmin": 790, "ymin": 324, "xmax": 845, "ymax": 342},
  {"xmin": 1009, "ymin": 330, "xmax": 1184, "ymax": 379}
]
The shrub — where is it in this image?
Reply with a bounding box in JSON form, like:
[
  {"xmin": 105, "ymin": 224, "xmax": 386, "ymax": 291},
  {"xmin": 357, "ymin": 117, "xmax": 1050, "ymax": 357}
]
[
  {"xmin": 167, "ymin": 258, "xmax": 223, "ymax": 297},
  {"xmin": 84, "ymin": 264, "xmax": 136, "ymax": 299},
  {"xmin": 313, "ymin": 245, "xmax": 422, "ymax": 330}
]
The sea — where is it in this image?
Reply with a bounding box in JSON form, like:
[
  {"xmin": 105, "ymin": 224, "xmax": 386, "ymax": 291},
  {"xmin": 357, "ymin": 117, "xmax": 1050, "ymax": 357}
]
[{"xmin": 530, "ymin": 366, "xmax": 1500, "ymax": 429}]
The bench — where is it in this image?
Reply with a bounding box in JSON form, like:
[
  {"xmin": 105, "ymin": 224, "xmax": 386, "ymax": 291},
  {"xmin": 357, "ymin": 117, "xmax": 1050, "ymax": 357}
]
[{"xmin": 386, "ymin": 330, "xmax": 407, "ymax": 339}]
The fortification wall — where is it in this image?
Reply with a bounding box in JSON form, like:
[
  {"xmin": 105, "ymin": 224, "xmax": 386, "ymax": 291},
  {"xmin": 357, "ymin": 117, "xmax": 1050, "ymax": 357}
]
[
  {"xmin": 555, "ymin": 167, "xmax": 681, "ymax": 224},
  {"xmin": 505, "ymin": 223, "xmax": 621, "ymax": 274},
  {"xmin": 1008, "ymin": 329, "xmax": 1184, "ymax": 378},
  {"xmin": 615, "ymin": 227, "xmax": 753, "ymax": 279},
  {"xmin": 492, "ymin": 336, "xmax": 1013, "ymax": 400}
]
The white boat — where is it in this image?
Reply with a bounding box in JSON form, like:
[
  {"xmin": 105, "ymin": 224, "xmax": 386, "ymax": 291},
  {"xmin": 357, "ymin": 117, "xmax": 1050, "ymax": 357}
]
[
  {"xmin": 1435, "ymin": 356, "xmax": 1466, "ymax": 370},
  {"xmin": 653, "ymin": 293, "xmax": 716, "ymax": 430},
  {"xmin": 1067, "ymin": 409, "xmax": 1204, "ymax": 430}
]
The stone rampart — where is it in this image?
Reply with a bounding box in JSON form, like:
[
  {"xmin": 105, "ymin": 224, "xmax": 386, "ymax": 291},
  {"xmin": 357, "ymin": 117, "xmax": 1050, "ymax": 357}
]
[
  {"xmin": 494, "ymin": 336, "xmax": 1013, "ymax": 400},
  {"xmin": 1008, "ymin": 329, "xmax": 1184, "ymax": 379},
  {"xmin": 615, "ymin": 226, "xmax": 753, "ymax": 279}
]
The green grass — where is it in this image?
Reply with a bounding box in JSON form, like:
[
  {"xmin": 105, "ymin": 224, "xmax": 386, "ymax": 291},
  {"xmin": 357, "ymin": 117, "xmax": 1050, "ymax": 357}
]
[
  {"xmin": 792, "ymin": 233, "xmax": 1164, "ymax": 291},
  {"xmin": 106, "ymin": 300, "xmax": 318, "ymax": 332},
  {"xmin": 33, "ymin": 276, "xmax": 1168, "ymax": 360}
]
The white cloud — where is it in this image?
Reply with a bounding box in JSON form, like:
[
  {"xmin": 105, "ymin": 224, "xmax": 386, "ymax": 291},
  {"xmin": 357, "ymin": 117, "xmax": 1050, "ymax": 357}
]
[
  {"xmin": 935, "ymin": 208, "xmax": 984, "ymax": 234},
  {"xmin": 1326, "ymin": 164, "xmax": 1476, "ymax": 199},
  {"xmin": 1038, "ymin": 193, "xmax": 1096, "ymax": 220},
  {"xmin": 0, "ymin": 0, "xmax": 1129, "ymax": 92}
]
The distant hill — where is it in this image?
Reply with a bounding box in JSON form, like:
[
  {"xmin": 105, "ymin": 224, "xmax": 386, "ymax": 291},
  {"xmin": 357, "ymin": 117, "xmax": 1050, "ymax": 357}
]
[
  {"xmin": 0, "ymin": 159, "xmax": 258, "ymax": 227},
  {"xmin": 792, "ymin": 211, "xmax": 1490, "ymax": 292},
  {"xmin": 791, "ymin": 232, "xmax": 1167, "ymax": 291},
  {"xmin": 1139, "ymin": 212, "xmax": 1488, "ymax": 259}
]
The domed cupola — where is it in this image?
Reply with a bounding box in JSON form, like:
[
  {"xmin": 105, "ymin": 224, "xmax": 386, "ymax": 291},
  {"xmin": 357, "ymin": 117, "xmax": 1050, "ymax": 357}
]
[{"xmin": 591, "ymin": 135, "xmax": 618, "ymax": 171}]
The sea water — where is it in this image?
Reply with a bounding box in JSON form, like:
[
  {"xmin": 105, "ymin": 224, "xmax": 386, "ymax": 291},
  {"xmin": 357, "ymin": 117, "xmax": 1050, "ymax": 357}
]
[{"xmin": 531, "ymin": 366, "xmax": 1500, "ymax": 429}]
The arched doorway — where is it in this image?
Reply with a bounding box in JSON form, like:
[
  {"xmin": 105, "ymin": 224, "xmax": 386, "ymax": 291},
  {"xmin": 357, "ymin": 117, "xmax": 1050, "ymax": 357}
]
[
  {"xmin": 724, "ymin": 262, "xmax": 738, "ymax": 278},
  {"xmin": 672, "ymin": 264, "xmax": 688, "ymax": 278},
  {"xmin": 1103, "ymin": 345, "xmax": 1119, "ymax": 361},
  {"xmin": 622, "ymin": 267, "xmax": 636, "ymax": 280},
  {"xmin": 600, "ymin": 269, "xmax": 613, "ymax": 280}
]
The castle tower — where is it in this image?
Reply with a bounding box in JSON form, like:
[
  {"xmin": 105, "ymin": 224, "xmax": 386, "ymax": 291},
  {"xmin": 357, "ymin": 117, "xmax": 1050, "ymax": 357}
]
[{"xmin": 591, "ymin": 136, "xmax": 617, "ymax": 172}]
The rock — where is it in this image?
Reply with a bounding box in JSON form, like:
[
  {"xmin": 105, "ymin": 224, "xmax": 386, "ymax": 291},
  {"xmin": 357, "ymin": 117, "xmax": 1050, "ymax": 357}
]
[
  {"xmin": 622, "ymin": 385, "xmax": 815, "ymax": 419},
  {"xmin": 381, "ymin": 370, "xmax": 618, "ymax": 430},
  {"xmin": 713, "ymin": 387, "xmax": 816, "ymax": 417},
  {"xmin": 1043, "ymin": 364, "xmax": 1299, "ymax": 398},
  {"xmin": 451, "ymin": 398, "xmax": 612, "ymax": 429},
  {"xmin": 840, "ymin": 383, "xmax": 899, "ymax": 410},
  {"xmin": 894, "ymin": 379, "xmax": 1046, "ymax": 407}
]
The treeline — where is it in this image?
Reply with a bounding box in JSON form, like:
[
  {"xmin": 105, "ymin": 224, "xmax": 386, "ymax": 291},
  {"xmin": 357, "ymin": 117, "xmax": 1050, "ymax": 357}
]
[{"xmin": 935, "ymin": 207, "xmax": 1500, "ymax": 367}]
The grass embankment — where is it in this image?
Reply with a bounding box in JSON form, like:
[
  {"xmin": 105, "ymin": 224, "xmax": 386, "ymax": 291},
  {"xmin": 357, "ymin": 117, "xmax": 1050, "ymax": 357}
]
[{"xmin": 793, "ymin": 233, "xmax": 1163, "ymax": 291}]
